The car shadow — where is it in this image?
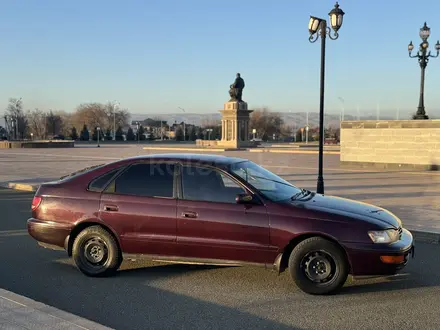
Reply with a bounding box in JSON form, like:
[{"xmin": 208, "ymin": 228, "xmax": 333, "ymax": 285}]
[
  {"xmin": 340, "ymin": 273, "xmax": 427, "ymax": 295},
  {"xmin": 32, "ymin": 260, "xmax": 301, "ymax": 329},
  {"xmin": 51, "ymin": 254, "xmax": 440, "ymax": 296},
  {"xmin": 51, "ymin": 258, "xmax": 238, "ymax": 281},
  {"xmin": 53, "ymin": 259, "xmax": 230, "ymax": 276}
]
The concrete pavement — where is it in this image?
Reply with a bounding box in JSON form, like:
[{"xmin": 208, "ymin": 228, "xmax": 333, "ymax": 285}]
[
  {"xmin": 0, "ymin": 289, "xmax": 111, "ymax": 329},
  {"xmin": 1, "ymin": 187, "xmax": 440, "ymax": 330}
]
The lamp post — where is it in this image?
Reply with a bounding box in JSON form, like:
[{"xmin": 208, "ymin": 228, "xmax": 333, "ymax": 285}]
[
  {"xmin": 97, "ymin": 126, "xmax": 101, "ymax": 147},
  {"xmin": 14, "ymin": 98, "xmax": 22, "ymax": 140},
  {"xmin": 112, "ymin": 101, "xmax": 120, "ymax": 140},
  {"xmin": 177, "ymin": 107, "xmax": 186, "ymax": 141},
  {"xmin": 206, "ymin": 128, "xmax": 213, "ymax": 140},
  {"xmin": 408, "ymin": 22, "xmax": 440, "ymax": 120},
  {"xmin": 308, "ymin": 2, "xmax": 345, "ymax": 195},
  {"xmin": 338, "ymin": 96, "xmax": 345, "ymax": 121}
]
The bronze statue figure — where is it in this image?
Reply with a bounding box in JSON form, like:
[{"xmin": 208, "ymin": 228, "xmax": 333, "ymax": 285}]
[{"xmin": 229, "ymin": 73, "xmax": 245, "ymax": 102}]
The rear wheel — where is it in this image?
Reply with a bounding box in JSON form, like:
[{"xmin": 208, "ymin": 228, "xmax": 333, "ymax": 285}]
[
  {"xmin": 72, "ymin": 225, "xmax": 121, "ymax": 277},
  {"xmin": 288, "ymin": 237, "xmax": 349, "ymax": 295}
]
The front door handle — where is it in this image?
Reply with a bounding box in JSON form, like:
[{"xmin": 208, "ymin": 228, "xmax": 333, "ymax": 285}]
[
  {"xmin": 104, "ymin": 204, "xmax": 119, "ymax": 212},
  {"xmin": 181, "ymin": 211, "xmax": 198, "ymax": 218}
]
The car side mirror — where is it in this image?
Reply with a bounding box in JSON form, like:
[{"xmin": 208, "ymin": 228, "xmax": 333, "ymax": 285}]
[{"xmin": 236, "ymin": 193, "xmax": 254, "ymax": 204}]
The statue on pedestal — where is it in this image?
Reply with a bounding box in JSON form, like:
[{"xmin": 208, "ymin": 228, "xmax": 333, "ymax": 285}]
[{"xmin": 229, "ymin": 73, "xmax": 245, "ymax": 102}]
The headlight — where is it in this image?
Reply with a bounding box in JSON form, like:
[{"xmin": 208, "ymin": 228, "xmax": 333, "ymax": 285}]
[{"xmin": 368, "ymin": 229, "xmax": 399, "ymax": 243}]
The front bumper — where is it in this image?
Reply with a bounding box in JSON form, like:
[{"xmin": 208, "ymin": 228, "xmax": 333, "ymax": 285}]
[
  {"xmin": 344, "ymin": 228, "xmax": 414, "ymax": 276},
  {"xmin": 27, "ymin": 218, "xmax": 72, "ymax": 250}
]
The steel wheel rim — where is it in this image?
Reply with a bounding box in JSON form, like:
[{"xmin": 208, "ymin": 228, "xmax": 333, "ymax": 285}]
[
  {"xmin": 301, "ymin": 250, "xmax": 337, "ymax": 284},
  {"xmin": 83, "ymin": 237, "xmax": 109, "ymax": 267}
]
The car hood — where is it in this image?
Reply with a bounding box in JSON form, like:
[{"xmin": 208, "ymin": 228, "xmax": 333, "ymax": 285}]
[{"xmin": 291, "ymin": 192, "xmax": 402, "ymax": 229}]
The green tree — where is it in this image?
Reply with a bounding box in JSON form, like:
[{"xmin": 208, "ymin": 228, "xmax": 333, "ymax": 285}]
[
  {"xmin": 148, "ymin": 127, "xmax": 155, "ymax": 140},
  {"xmin": 138, "ymin": 125, "xmax": 146, "ymax": 140},
  {"xmin": 105, "ymin": 128, "xmax": 112, "ymax": 140},
  {"xmin": 213, "ymin": 126, "xmax": 221, "ymax": 139},
  {"xmin": 126, "ymin": 127, "xmax": 135, "ymax": 141},
  {"xmin": 295, "ymin": 128, "xmax": 302, "ymax": 142},
  {"xmin": 80, "ymin": 124, "xmax": 89, "ymax": 141},
  {"xmin": 189, "ymin": 127, "xmax": 197, "ymax": 141},
  {"xmin": 45, "ymin": 110, "xmax": 63, "ymax": 137},
  {"xmin": 70, "ymin": 127, "xmax": 78, "ymax": 140},
  {"xmin": 175, "ymin": 126, "xmax": 184, "ymax": 141},
  {"xmin": 92, "ymin": 127, "xmax": 101, "ymax": 141},
  {"xmin": 115, "ymin": 126, "xmax": 123, "ymax": 141}
]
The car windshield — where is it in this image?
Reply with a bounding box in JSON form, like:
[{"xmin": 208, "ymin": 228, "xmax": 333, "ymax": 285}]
[{"xmin": 228, "ymin": 161, "xmax": 303, "ymax": 202}]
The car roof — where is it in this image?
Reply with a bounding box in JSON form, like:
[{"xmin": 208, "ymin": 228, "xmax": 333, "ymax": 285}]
[{"xmin": 122, "ymin": 153, "xmax": 248, "ymax": 166}]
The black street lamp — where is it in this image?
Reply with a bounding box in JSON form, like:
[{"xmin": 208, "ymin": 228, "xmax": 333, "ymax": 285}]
[
  {"xmin": 97, "ymin": 126, "xmax": 101, "ymax": 148},
  {"xmin": 308, "ymin": 2, "xmax": 345, "ymax": 195},
  {"xmin": 408, "ymin": 22, "xmax": 440, "ymax": 120}
]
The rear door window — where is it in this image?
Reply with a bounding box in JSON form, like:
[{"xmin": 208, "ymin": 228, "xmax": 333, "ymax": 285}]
[
  {"xmin": 88, "ymin": 168, "xmax": 122, "ymax": 192},
  {"xmin": 106, "ymin": 162, "xmax": 176, "ymax": 198}
]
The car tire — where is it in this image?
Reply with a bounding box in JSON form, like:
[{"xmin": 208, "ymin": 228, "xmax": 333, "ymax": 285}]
[
  {"xmin": 288, "ymin": 237, "xmax": 349, "ymax": 295},
  {"xmin": 72, "ymin": 225, "xmax": 122, "ymax": 277}
]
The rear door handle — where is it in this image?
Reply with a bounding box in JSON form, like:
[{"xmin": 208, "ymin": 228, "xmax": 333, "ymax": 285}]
[
  {"xmin": 104, "ymin": 204, "xmax": 119, "ymax": 212},
  {"xmin": 181, "ymin": 211, "xmax": 198, "ymax": 218}
]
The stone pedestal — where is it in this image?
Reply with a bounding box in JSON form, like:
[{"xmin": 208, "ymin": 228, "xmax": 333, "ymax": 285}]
[{"xmin": 217, "ymin": 101, "xmax": 255, "ymax": 149}]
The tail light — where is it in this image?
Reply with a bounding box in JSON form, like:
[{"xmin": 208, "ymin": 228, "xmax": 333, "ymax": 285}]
[{"xmin": 31, "ymin": 196, "xmax": 42, "ymax": 211}]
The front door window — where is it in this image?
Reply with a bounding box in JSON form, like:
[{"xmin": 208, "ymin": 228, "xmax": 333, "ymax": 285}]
[{"xmin": 181, "ymin": 165, "xmax": 246, "ymax": 203}]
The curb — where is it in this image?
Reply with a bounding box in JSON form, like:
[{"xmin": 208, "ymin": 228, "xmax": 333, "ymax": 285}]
[
  {"xmin": 249, "ymin": 149, "xmax": 340, "ymax": 155},
  {"xmin": 143, "ymin": 147, "xmax": 251, "ymax": 152},
  {"xmin": 143, "ymin": 147, "xmax": 227, "ymax": 152},
  {"xmin": 2, "ymin": 182, "xmax": 39, "ymax": 192},
  {"xmin": 0, "ymin": 289, "xmax": 111, "ymax": 329},
  {"xmin": 410, "ymin": 230, "xmax": 440, "ymax": 244}
]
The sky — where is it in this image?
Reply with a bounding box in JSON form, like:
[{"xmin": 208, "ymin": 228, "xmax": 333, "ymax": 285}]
[{"xmin": 1, "ymin": 0, "xmax": 440, "ymax": 119}]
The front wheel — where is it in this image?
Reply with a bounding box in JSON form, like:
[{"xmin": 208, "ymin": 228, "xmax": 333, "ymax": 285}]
[
  {"xmin": 72, "ymin": 225, "xmax": 122, "ymax": 277},
  {"xmin": 288, "ymin": 237, "xmax": 349, "ymax": 295}
]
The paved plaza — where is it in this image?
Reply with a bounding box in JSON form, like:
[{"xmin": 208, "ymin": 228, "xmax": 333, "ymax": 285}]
[{"xmin": 0, "ymin": 145, "xmax": 439, "ymax": 233}]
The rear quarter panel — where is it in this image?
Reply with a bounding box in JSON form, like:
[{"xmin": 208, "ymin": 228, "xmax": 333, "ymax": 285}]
[
  {"xmin": 33, "ymin": 159, "xmax": 132, "ymax": 225},
  {"xmin": 34, "ymin": 182, "xmax": 101, "ymax": 225}
]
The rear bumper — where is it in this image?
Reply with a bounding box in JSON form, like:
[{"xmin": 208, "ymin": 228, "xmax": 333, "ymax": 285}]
[
  {"xmin": 344, "ymin": 228, "xmax": 414, "ymax": 276},
  {"xmin": 27, "ymin": 218, "xmax": 72, "ymax": 250}
]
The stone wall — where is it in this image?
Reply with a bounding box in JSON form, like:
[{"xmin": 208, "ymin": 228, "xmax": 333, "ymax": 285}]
[
  {"xmin": 195, "ymin": 139, "xmax": 219, "ymax": 147},
  {"xmin": 0, "ymin": 140, "xmax": 75, "ymax": 149},
  {"xmin": 340, "ymin": 120, "xmax": 440, "ymax": 169}
]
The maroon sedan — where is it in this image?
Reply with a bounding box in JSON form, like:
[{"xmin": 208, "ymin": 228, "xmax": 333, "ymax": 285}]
[{"xmin": 27, "ymin": 154, "xmax": 414, "ymax": 295}]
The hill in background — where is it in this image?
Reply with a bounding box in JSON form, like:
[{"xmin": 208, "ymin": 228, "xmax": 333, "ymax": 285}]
[{"xmin": 130, "ymin": 111, "xmax": 416, "ymax": 128}]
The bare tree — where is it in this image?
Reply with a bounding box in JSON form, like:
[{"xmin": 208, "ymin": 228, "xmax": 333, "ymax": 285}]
[
  {"xmin": 249, "ymin": 107, "xmax": 285, "ymax": 139},
  {"xmin": 5, "ymin": 98, "xmax": 28, "ymax": 139},
  {"xmin": 55, "ymin": 110, "xmax": 74, "ymax": 137},
  {"xmin": 72, "ymin": 103, "xmax": 108, "ymax": 130},
  {"xmin": 103, "ymin": 102, "xmax": 131, "ymax": 131},
  {"xmin": 26, "ymin": 108, "xmax": 47, "ymax": 139},
  {"xmin": 72, "ymin": 102, "xmax": 130, "ymax": 133}
]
